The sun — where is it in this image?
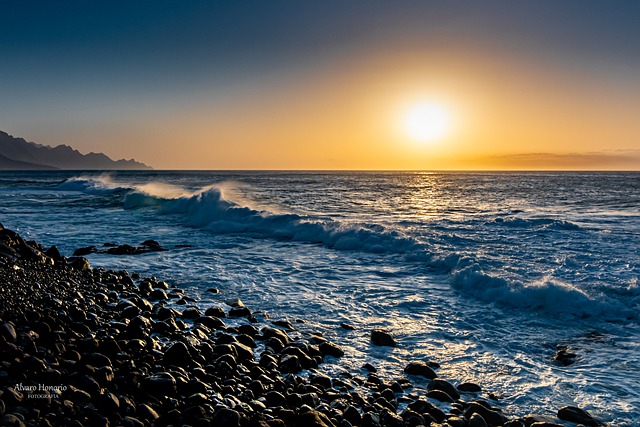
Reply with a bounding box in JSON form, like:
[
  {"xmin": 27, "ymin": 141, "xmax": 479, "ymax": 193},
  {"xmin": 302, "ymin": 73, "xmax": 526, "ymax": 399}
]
[{"xmin": 401, "ymin": 102, "xmax": 452, "ymax": 143}]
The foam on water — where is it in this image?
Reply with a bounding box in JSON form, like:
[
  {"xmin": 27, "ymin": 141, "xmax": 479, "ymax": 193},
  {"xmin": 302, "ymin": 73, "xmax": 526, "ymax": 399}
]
[
  {"xmin": 125, "ymin": 184, "xmax": 421, "ymax": 254},
  {"xmin": 55, "ymin": 174, "xmax": 639, "ymax": 323}
]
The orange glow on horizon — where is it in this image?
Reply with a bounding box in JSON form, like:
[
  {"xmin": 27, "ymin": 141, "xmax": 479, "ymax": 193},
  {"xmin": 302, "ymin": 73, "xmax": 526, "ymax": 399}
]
[{"xmin": 37, "ymin": 45, "xmax": 640, "ymax": 171}]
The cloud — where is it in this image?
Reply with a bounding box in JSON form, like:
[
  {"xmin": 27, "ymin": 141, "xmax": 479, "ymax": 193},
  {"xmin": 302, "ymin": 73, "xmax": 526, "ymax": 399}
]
[{"xmin": 489, "ymin": 149, "xmax": 640, "ymax": 169}]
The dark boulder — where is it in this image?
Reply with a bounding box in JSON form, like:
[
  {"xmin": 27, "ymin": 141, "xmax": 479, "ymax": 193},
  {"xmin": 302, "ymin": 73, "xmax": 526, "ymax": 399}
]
[
  {"xmin": 557, "ymin": 406, "xmax": 600, "ymax": 426},
  {"xmin": 371, "ymin": 328, "xmax": 396, "ymax": 347},
  {"xmin": 404, "ymin": 361, "xmax": 437, "ymax": 379}
]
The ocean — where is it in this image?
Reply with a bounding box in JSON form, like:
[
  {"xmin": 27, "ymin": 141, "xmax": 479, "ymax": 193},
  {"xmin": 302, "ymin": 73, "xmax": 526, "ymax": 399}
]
[{"xmin": 1, "ymin": 170, "xmax": 638, "ymax": 425}]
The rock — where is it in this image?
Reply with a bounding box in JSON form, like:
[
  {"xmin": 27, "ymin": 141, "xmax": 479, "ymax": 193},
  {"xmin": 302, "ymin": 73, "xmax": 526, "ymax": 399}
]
[
  {"xmin": 213, "ymin": 407, "xmax": 241, "ymax": 427},
  {"xmin": 141, "ymin": 240, "xmax": 164, "ymax": 250},
  {"xmin": 73, "ymin": 246, "xmax": 96, "ymax": 256},
  {"xmin": 279, "ymin": 354, "xmax": 301, "ymax": 373},
  {"xmin": 295, "ymin": 409, "xmax": 334, "ymax": 427},
  {"xmin": 205, "ymin": 306, "xmax": 226, "ymax": 318},
  {"xmin": 343, "ymin": 406, "xmax": 362, "ymax": 426},
  {"xmin": 464, "ymin": 402, "xmax": 506, "ymax": 427},
  {"xmin": 469, "ymin": 413, "xmax": 488, "ymax": 427},
  {"xmin": 107, "ymin": 244, "xmax": 138, "ymax": 255},
  {"xmin": 407, "ymin": 399, "xmax": 446, "ymax": 423},
  {"xmin": 404, "ymin": 361, "xmax": 437, "ymax": 379},
  {"xmin": 0, "ymin": 414, "xmax": 26, "ymax": 427},
  {"xmin": 136, "ymin": 403, "xmax": 160, "ymax": 421},
  {"xmin": 553, "ymin": 348, "xmax": 577, "ymax": 366},
  {"xmin": 0, "ymin": 323, "xmax": 17, "ymax": 343},
  {"xmin": 149, "ymin": 289, "xmax": 168, "ymax": 300},
  {"xmin": 265, "ymin": 391, "xmax": 287, "ymax": 407},
  {"xmin": 68, "ymin": 256, "xmax": 91, "ymax": 270},
  {"xmin": 319, "ymin": 341, "xmax": 345, "ymax": 358},
  {"xmin": 557, "ymin": 406, "xmax": 600, "ymax": 426},
  {"xmin": 340, "ymin": 323, "xmax": 355, "ymax": 330},
  {"xmin": 229, "ymin": 306, "xmax": 251, "ymax": 317},
  {"xmin": 164, "ymin": 342, "xmax": 193, "ymax": 367},
  {"xmin": 272, "ymin": 320, "xmax": 295, "ymax": 330},
  {"xmin": 457, "ymin": 382, "xmax": 482, "ymax": 392},
  {"xmin": 141, "ymin": 372, "xmax": 177, "ymax": 396},
  {"xmin": 428, "ymin": 379, "xmax": 460, "ymax": 400},
  {"xmin": 44, "ymin": 245, "xmax": 65, "ymax": 262},
  {"xmin": 529, "ymin": 422, "xmax": 563, "ymax": 427},
  {"xmin": 181, "ymin": 307, "xmax": 202, "ymax": 319},
  {"xmin": 363, "ymin": 363, "xmax": 377, "ymax": 372},
  {"xmin": 371, "ymin": 328, "xmax": 396, "ymax": 347},
  {"xmin": 361, "ymin": 412, "xmax": 381, "ymax": 427},
  {"xmin": 523, "ymin": 414, "xmax": 560, "ymax": 426},
  {"xmin": 426, "ymin": 389, "xmax": 454, "ymax": 402},
  {"xmin": 195, "ymin": 315, "xmax": 226, "ymax": 330}
]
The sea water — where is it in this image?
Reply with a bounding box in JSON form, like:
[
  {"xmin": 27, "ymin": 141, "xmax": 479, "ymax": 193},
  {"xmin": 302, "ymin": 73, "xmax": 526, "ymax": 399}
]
[{"xmin": 1, "ymin": 171, "xmax": 638, "ymax": 425}]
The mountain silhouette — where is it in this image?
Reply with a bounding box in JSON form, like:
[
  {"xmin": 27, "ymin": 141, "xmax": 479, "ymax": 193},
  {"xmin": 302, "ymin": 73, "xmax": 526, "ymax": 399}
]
[{"xmin": 0, "ymin": 131, "xmax": 152, "ymax": 170}]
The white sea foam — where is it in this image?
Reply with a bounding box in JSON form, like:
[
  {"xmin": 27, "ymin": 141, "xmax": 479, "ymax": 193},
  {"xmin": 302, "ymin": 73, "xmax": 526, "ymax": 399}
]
[
  {"xmin": 55, "ymin": 174, "xmax": 127, "ymax": 193},
  {"xmin": 125, "ymin": 185, "xmax": 421, "ymax": 254}
]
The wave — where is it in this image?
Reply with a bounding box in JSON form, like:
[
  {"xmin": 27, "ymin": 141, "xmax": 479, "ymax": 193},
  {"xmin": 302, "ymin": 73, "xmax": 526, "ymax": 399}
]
[
  {"xmin": 493, "ymin": 217, "xmax": 583, "ymax": 231},
  {"xmin": 124, "ymin": 185, "xmax": 422, "ymax": 255},
  {"xmin": 59, "ymin": 174, "xmax": 633, "ymax": 321},
  {"xmin": 450, "ymin": 265, "xmax": 637, "ymax": 320},
  {"xmin": 55, "ymin": 175, "xmax": 129, "ymax": 194}
]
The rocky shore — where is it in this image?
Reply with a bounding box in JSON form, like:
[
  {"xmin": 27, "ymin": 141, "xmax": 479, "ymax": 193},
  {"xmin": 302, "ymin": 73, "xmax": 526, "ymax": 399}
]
[{"xmin": 0, "ymin": 224, "xmax": 602, "ymax": 427}]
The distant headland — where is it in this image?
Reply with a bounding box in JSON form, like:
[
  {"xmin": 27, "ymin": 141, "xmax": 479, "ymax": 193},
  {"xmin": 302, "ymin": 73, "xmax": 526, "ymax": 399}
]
[{"xmin": 0, "ymin": 130, "xmax": 152, "ymax": 170}]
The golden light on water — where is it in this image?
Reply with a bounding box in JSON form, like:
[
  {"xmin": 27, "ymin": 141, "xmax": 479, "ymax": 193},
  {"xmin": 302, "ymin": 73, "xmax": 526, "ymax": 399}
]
[{"xmin": 401, "ymin": 102, "xmax": 452, "ymax": 143}]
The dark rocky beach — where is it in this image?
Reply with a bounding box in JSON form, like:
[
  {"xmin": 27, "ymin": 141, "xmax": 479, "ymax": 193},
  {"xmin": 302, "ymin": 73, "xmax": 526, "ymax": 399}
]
[{"xmin": 0, "ymin": 224, "xmax": 602, "ymax": 427}]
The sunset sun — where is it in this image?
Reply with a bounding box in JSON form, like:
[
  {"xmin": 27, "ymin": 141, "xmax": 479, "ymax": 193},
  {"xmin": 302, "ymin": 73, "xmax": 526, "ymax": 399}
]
[{"xmin": 401, "ymin": 102, "xmax": 452, "ymax": 143}]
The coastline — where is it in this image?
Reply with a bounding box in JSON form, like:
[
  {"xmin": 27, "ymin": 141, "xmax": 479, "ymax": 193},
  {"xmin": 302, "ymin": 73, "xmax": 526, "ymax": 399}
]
[{"xmin": 0, "ymin": 224, "xmax": 602, "ymax": 427}]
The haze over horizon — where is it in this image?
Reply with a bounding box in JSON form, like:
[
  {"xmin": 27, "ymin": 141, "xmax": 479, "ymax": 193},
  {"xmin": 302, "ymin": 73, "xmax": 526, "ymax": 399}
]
[{"xmin": 2, "ymin": 1, "xmax": 639, "ymax": 170}]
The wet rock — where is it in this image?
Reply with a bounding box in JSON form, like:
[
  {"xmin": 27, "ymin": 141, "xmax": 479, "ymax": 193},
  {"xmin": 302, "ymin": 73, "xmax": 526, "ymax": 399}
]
[
  {"xmin": 340, "ymin": 323, "xmax": 355, "ymax": 330},
  {"xmin": 229, "ymin": 306, "xmax": 251, "ymax": 317},
  {"xmin": 464, "ymin": 402, "xmax": 506, "ymax": 427},
  {"xmin": 469, "ymin": 413, "xmax": 489, "ymax": 427},
  {"xmin": 149, "ymin": 289, "xmax": 168, "ymax": 301},
  {"xmin": 371, "ymin": 328, "xmax": 396, "ymax": 347},
  {"xmin": 73, "ymin": 246, "xmax": 97, "ymax": 256},
  {"xmin": 319, "ymin": 341, "xmax": 345, "ymax": 358},
  {"xmin": 205, "ymin": 306, "xmax": 226, "ymax": 318},
  {"xmin": 557, "ymin": 406, "xmax": 600, "ymax": 426},
  {"xmin": 181, "ymin": 307, "xmax": 202, "ymax": 319},
  {"xmin": 363, "ymin": 363, "xmax": 377, "ymax": 372},
  {"xmin": 553, "ymin": 348, "xmax": 577, "ymax": 366},
  {"xmin": 426, "ymin": 389, "xmax": 454, "ymax": 402},
  {"xmin": 194, "ymin": 315, "xmax": 225, "ymax": 330},
  {"xmin": 428, "ymin": 378, "xmax": 460, "ymax": 400},
  {"xmin": 404, "ymin": 361, "xmax": 437, "ymax": 379},
  {"xmin": 280, "ymin": 354, "xmax": 301, "ymax": 373},
  {"xmin": 457, "ymin": 382, "xmax": 482, "ymax": 393},
  {"xmin": 407, "ymin": 399, "xmax": 446, "ymax": 423}
]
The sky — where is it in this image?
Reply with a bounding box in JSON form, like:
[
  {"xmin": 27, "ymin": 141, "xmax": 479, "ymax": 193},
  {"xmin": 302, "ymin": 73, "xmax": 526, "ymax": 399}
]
[{"xmin": 1, "ymin": 1, "xmax": 639, "ymax": 170}]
